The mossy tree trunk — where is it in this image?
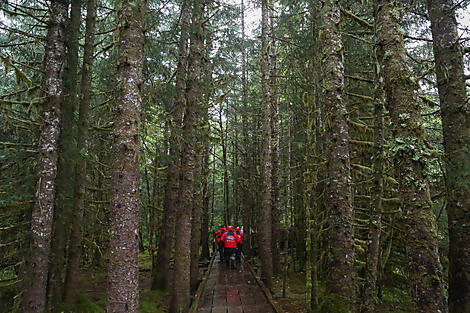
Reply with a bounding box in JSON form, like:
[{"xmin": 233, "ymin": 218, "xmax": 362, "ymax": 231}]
[
  {"xmin": 259, "ymin": 0, "xmax": 273, "ymax": 292},
  {"xmin": 152, "ymin": 0, "xmax": 191, "ymax": 291},
  {"xmin": 170, "ymin": 0, "xmax": 206, "ymax": 311},
  {"xmin": 106, "ymin": 0, "xmax": 146, "ymax": 312},
  {"xmin": 361, "ymin": 54, "xmax": 385, "ymax": 313},
  {"xmin": 320, "ymin": 0, "xmax": 356, "ymax": 309},
  {"xmin": 373, "ymin": 1, "xmax": 447, "ymax": 312},
  {"xmin": 22, "ymin": 2, "xmax": 68, "ymax": 312},
  {"xmin": 427, "ymin": 0, "xmax": 470, "ymax": 312},
  {"xmin": 63, "ymin": 0, "xmax": 97, "ymax": 302},
  {"xmin": 48, "ymin": 0, "xmax": 81, "ymax": 306}
]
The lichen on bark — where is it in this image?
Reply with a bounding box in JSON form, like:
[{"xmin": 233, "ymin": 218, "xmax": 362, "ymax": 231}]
[
  {"xmin": 319, "ymin": 0, "xmax": 355, "ymax": 310},
  {"xmin": 22, "ymin": 1, "xmax": 68, "ymax": 312},
  {"xmin": 106, "ymin": 1, "xmax": 146, "ymax": 312}
]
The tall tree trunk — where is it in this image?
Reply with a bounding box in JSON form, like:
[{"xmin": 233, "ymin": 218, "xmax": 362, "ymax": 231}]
[
  {"xmin": 374, "ymin": 1, "xmax": 447, "ymax": 312},
  {"xmin": 106, "ymin": 0, "xmax": 146, "ymax": 312},
  {"xmin": 200, "ymin": 41, "xmax": 213, "ymax": 261},
  {"xmin": 427, "ymin": 1, "xmax": 470, "ymax": 312},
  {"xmin": 190, "ymin": 157, "xmax": 202, "ymax": 294},
  {"xmin": 152, "ymin": 0, "xmax": 191, "ymax": 291},
  {"xmin": 48, "ymin": 0, "xmax": 81, "ymax": 306},
  {"xmin": 170, "ymin": 0, "xmax": 205, "ymax": 311},
  {"xmin": 240, "ymin": 0, "xmax": 252, "ymax": 259},
  {"xmin": 22, "ymin": 2, "xmax": 68, "ymax": 312},
  {"xmin": 270, "ymin": 7, "xmax": 281, "ymax": 277},
  {"xmin": 361, "ymin": 58, "xmax": 385, "ymax": 313},
  {"xmin": 259, "ymin": 0, "xmax": 273, "ymax": 291},
  {"xmin": 218, "ymin": 107, "xmax": 230, "ymax": 225},
  {"xmin": 63, "ymin": 0, "xmax": 97, "ymax": 302},
  {"xmin": 320, "ymin": 0, "xmax": 355, "ymax": 308},
  {"xmin": 201, "ymin": 141, "xmax": 211, "ymax": 260}
]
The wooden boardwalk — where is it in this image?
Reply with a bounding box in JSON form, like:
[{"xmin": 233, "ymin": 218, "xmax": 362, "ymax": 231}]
[{"xmin": 196, "ymin": 255, "xmax": 275, "ymax": 313}]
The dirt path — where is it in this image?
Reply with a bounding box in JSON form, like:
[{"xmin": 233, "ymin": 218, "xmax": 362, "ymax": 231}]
[{"xmin": 197, "ymin": 255, "xmax": 275, "ymax": 313}]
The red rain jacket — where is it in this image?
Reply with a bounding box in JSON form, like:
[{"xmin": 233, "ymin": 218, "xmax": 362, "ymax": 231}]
[
  {"xmin": 215, "ymin": 227, "xmax": 226, "ymax": 243},
  {"xmin": 221, "ymin": 230, "xmax": 240, "ymax": 248}
]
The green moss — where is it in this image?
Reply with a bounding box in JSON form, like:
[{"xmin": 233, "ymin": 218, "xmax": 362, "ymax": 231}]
[
  {"xmin": 53, "ymin": 294, "xmax": 105, "ymax": 313},
  {"xmin": 319, "ymin": 294, "xmax": 353, "ymax": 313},
  {"xmin": 139, "ymin": 289, "xmax": 168, "ymax": 313},
  {"xmin": 139, "ymin": 250, "xmax": 153, "ymax": 271}
]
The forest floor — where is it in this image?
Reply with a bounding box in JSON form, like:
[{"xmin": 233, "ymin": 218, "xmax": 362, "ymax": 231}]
[
  {"xmin": 1, "ymin": 252, "xmax": 413, "ymax": 313},
  {"xmin": 51, "ymin": 251, "xmax": 169, "ymax": 313},
  {"xmin": 270, "ymin": 269, "xmax": 413, "ymax": 313}
]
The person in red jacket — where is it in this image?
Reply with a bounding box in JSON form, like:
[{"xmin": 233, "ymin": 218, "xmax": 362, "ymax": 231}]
[
  {"xmin": 235, "ymin": 226, "xmax": 243, "ymax": 262},
  {"xmin": 221, "ymin": 226, "xmax": 240, "ymax": 267},
  {"xmin": 215, "ymin": 225, "xmax": 226, "ymax": 262}
]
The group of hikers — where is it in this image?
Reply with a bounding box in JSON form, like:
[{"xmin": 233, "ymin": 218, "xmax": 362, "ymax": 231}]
[{"xmin": 215, "ymin": 225, "xmax": 243, "ymax": 266}]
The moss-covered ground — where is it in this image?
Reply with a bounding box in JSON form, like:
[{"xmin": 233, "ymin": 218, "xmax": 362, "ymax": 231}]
[{"xmin": 272, "ymin": 270, "xmax": 413, "ymax": 313}]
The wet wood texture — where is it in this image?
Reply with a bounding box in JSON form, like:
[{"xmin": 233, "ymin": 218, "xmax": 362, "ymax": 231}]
[{"xmin": 197, "ymin": 256, "xmax": 275, "ymax": 313}]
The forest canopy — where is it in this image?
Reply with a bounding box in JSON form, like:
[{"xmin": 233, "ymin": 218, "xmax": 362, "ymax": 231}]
[{"xmin": 0, "ymin": 0, "xmax": 470, "ymax": 313}]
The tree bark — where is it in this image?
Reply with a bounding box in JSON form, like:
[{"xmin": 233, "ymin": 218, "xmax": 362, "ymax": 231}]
[
  {"xmin": 374, "ymin": 1, "xmax": 447, "ymax": 312},
  {"xmin": 270, "ymin": 7, "xmax": 281, "ymax": 277},
  {"xmin": 362, "ymin": 59, "xmax": 385, "ymax": 313},
  {"xmin": 170, "ymin": 0, "xmax": 205, "ymax": 311},
  {"xmin": 152, "ymin": 0, "xmax": 191, "ymax": 291},
  {"xmin": 48, "ymin": 0, "xmax": 81, "ymax": 306},
  {"xmin": 259, "ymin": 0, "xmax": 273, "ymax": 292},
  {"xmin": 63, "ymin": 0, "xmax": 97, "ymax": 302},
  {"xmin": 22, "ymin": 2, "xmax": 68, "ymax": 312},
  {"xmin": 240, "ymin": 0, "xmax": 252, "ymax": 260},
  {"xmin": 320, "ymin": 0, "xmax": 355, "ymax": 308},
  {"xmin": 426, "ymin": 1, "xmax": 470, "ymax": 312},
  {"xmin": 201, "ymin": 141, "xmax": 211, "ymax": 260},
  {"xmin": 106, "ymin": 0, "xmax": 146, "ymax": 312}
]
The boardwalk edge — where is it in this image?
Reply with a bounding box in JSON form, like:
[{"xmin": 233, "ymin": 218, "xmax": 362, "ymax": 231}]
[
  {"xmin": 189, "ymin": 254, "xmax": 216, "ymax": 313},
  {"xmin": 242, "ymin": 255, "xmax": 285, "ymax": 313}
]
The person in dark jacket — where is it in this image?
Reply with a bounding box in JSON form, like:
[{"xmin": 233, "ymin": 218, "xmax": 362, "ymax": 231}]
[
  {"xmin": 215, "ymin": 225, "xmax": 226, "ymax": 262},
  {"xmin": 235, "ymin": 226, "xmax": 243, "ymax": 262}
]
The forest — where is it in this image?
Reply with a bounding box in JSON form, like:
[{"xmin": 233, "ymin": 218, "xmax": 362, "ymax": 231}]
[{"xmin": 1, "ymin": 0, "xmax": 470, "ymax": 312}]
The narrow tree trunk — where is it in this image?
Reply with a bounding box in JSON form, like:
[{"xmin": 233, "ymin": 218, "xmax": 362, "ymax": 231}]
[
  {"xmin": 218, "ymin": 108, "xmax": 230, "ymax": 225},
  {"xmin": 48, "ymin": 0, "xmax": 81, "ymax": 306},
  {"xmin": 270, "ymin": 7, "xmax": 281, "ymax": 277},
  {"xmin": 259, "ymin": 0, "xmax": 273, "ymax": 291},
  {"xmin": 362, "ymin": 60, "xmax": 385, "ymax": 313},
  {"xmin": 170, "ymin": 0, "xmax": 205, "ymax": 311},
  {"xmin": 190, "ymin": 136, "xmax": 203, "ymax": 293},
  {"xmin": 106, "ymin": 1, "xmax": 146, "ymax": 312},
  {"xmin": 22, "ymin": 2, "xmax": 68, "ymax": 312},
  {"xmin": 320, "ymin": 0, "xmax": 355, "ymax": 308},
  {"xmin": 152, "ymin": 0, "xmax": 191, "ymax": 291},
  {"xmin": 63, "ymin": 0, "xmax": 97, "ymax": 302},
  {"xmin": 374, "ymin": 1, "xmax": 447, "ymax": 312},
  {"xmin": 426, "ymin": 1, "xmax": 470, "ymax": 312},
  {"xmin": 200, "ymin": 30, "xmax": 213, "ymax": 261},
  {"xmin": 201, "ymin": 141, "xmax": 211, "ymax": 260},
  {"xmin": 240, "ymin": 0, "xmax": 252, "ymax": 260}
]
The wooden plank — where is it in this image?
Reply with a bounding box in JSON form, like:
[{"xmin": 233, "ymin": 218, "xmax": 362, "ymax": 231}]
[
  {"xmin": 227, "ymin": 307, "xmax": 243, "ymax": 313},
  {"xmin": 213, "ymin": 295, "xmax": 227, "ymax": 306},
  {"xmin": 226, "ymin": 293, "xmax": 241, "ymax": 306},
  {"xmin": 242, "ymin": 305, "xmax": 274, "ymax": 313},
  {"xmin": 189, "ymin": 254, "xmax": 216, "ymax": 313},
  {"xmin": 242, "ymin": 256, "xmax": 284, "ymax": 313},
  {"xmin": 211, "ymin": 306, "xmax": 227, "ymax": 313}
]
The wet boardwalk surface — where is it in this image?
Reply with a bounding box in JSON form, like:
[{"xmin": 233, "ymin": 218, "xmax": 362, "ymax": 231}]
[{"xmin": 197, "ymin": 255, "xmax": 275, "ymax": 313}]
